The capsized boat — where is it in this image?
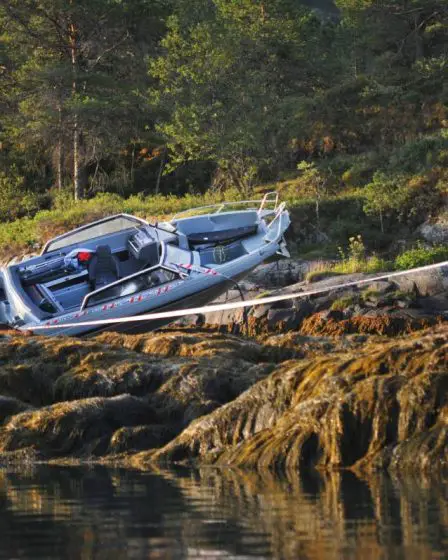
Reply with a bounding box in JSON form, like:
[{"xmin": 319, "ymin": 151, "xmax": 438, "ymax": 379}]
[{"xmin": 0, "ymin": 193, "xmax": 290, "ymax": 336}]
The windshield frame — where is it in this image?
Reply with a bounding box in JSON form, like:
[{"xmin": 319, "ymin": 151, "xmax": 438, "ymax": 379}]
[{"xmin": 41, "ymin": 214, "xmax": 148, "ymax": 255}]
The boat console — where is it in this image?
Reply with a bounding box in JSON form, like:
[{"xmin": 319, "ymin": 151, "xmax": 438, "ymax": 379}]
[{"xmin": 127, "ymin": 226, "xmax": 160, "ymax": 265}]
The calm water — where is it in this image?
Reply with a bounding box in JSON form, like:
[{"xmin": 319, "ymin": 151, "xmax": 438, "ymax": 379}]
[{"xmin": 0, "ymin": 465, "xmax": 446, "ymax": 559}]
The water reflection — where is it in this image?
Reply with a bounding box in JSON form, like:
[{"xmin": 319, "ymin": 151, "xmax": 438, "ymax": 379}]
[{"xmin": 0, "ymin": 465, "xmax": 446, "ymax": 559}]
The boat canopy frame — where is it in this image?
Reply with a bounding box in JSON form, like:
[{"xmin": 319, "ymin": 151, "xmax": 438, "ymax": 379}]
[{"xmin": 171, "ymin": 192, "xmax": 279, "ymax": 221}]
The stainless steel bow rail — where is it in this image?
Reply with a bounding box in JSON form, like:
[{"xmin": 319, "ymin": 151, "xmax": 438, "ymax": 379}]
[{"xmin": 27, "ymin": 260, "xmax": 448, "ymax": 331}]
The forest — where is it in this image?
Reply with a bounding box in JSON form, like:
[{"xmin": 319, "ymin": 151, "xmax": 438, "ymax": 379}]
[{"xmin": 0, "ymin": 0, "xmax": 447, "ymax": 259}]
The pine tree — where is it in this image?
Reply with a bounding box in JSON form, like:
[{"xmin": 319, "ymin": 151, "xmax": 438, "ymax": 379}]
[{"xmin": 0, "ymin": 0, "xmax": 169, "ymax": 199}]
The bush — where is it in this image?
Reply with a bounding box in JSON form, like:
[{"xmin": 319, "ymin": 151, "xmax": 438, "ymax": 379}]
[
  {"xmin": 305, "ymin": 236, "xmax": 390, "ymax": 281},
  {"xmin": 0, "ymin": 170, "xmax": 40, "ymax": 221},
  {"xmin": 333, "ymin": 236, "xmax": 390, "ymax": 274},
  {"xmin": 394, "ymin": 244, "xmax": 448, "ymax": 270}
]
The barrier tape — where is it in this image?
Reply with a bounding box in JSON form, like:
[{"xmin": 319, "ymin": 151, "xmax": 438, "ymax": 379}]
[{"xmin": 27, "ymin": 260, "xmax": 448, "ymax": 331}]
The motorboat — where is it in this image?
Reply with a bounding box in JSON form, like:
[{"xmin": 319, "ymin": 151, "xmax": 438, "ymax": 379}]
[{"xmin": 0, "ymin": 192, "xmax": 290, "ymax": 336}]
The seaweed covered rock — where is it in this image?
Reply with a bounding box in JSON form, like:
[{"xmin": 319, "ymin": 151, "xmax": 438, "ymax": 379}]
[
  {"xmin": 141, "ymin": 326, "xmax": 447, "ymax": 474},
  {"xmin": 0, "ymin": 330, "xmax": 278, "ymax": 460},
  {"xmin": 0, "ymin": 396, "xmax": 33, "ymax": 425},
  {"xmin": 0, "ymin": 325, "xmax": 446, "ymax": 474},
  {"xmin": 195, "ymin": 269, "xmax": 448, "ymax": 337},
  {"xmin": 0, "ymin": 395, "xmax": 156, "ymax": 457},
  {"xmin": 299, "ymin": 311, "xmax": 441, "ymax": 337}
]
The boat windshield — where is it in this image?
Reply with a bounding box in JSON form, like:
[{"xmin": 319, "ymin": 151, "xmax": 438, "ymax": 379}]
[{"xmin": 42, "ymin": 215, "xmax": 145, "ymax": 254}]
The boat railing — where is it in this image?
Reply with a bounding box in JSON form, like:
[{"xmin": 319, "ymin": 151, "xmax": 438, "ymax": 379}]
[
  {"xmin": 264, "ymin": 202, "xmax": 288, "ymax": 242},
  {"xmin": 171, "ymin": 191, "xmax": 280, "ymax": 221},
  {"xmin": 80, "ymin": 242, "xmax": 169, "ymax": 310}
]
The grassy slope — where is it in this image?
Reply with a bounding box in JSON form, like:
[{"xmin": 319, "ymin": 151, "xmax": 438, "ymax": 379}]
[
  {"xmin": 0, "ymin": 185, "xmax": 393, "ymax": 258},
  {"xmin": 0, "ymin": 181, "xmax": 446, "ymax": 271}
]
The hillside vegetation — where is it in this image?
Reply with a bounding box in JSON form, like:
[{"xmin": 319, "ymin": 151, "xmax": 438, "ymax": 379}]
[{"xmin": 0, "ymin": 1, "xmax": 446, "ymax": 250}]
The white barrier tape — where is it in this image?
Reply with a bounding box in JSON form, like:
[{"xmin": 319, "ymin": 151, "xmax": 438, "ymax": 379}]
[{"xmin": 27, "ymin": 260, "xmax": 448, "ymax": 331}]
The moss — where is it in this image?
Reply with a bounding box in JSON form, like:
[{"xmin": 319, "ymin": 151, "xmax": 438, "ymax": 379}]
[{"xmin": 330, "ymin": 295, "xmax": 359, "ymax": 311}]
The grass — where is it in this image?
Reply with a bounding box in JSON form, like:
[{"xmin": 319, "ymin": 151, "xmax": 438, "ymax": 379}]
[
  {"xmin": 0, "ymin": 185, "xmax": 378, "ymax": 260},
  {"xmin": 0, "ymin": 189, "xmax": 251, "ymax": 258},
  {"xmin": 305, "ymin": 257, "xmax": 389, "ymax": 283},
  {"xmin": 332, "ymin": 254, "xmax": 390, "ymax": 274}
]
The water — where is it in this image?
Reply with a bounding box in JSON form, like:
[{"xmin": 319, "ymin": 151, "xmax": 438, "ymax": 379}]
[{"xmin": 0, "ymin": 465, "xmax": 446, "ymax": 559}]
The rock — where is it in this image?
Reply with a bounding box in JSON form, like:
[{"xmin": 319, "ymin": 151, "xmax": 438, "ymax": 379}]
[
  {"xmin": 391, "ymin": 266, "xmax": 448, "ymax": 297},
  {"xmin": 418, "ymin": 211, "xmax": 448, "ymax": 244},
  {"xmin": 143, "ymin": 325, "xmax": 447, "ymax": 474},
  {"xmin": 247, "ymin": 259, "xmax": 308, "ymax": 288},
  {"xmin": 363, "ymin": 281, "xmax": 395, "ymax": 294},
  {"xmin": 0, "ymin": 319, "xmax": 446, "ymax": 474},
  {"xmin": 417, "ymin": 295, "xmax": 448, "ymax": 313},
  {"xmin": 318, "ymin": 309, "xmax": 344, "ymax": 321},
  {"xmin": 266, "ymin": 309, "xmax": 301, "ymax": 330}
]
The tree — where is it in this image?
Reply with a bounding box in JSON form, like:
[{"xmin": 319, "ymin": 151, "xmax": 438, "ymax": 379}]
[
  {"xmin": 0, "ymin": 0, "xmax": 169, "ymax": 200},
  {"xmin": 150, "ymin": 0, "xmax": 326, "ymax": 193},
  {"xmin": 363, "ymin": 172, "xmax": 408, "ymax": 232},
  {"xmin": 296, "ymin": 161, "xmax": 329, "ymax": 228}
]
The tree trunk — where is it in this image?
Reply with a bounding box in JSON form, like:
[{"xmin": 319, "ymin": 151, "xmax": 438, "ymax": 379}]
[
  {"xmin": 73, "ymin": 117, "xmax": 82, "ymax": 200},
  {"xmin": 414, "ymin": 14, "xmax": 424, "ymax": 61},
  {"xmin": 56, "ymin": 103, "xmax": 63, "ymax": 191},
  {"xmin": 69, "ymin": 18, "xmax": 85, "ymax": 200},
  {"xmin": 155, "ymin": 147, "xmax": 166, "ymax": 195}
]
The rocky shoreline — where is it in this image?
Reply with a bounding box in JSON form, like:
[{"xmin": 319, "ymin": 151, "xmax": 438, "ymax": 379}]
[{"xmin": 0, "ymin": 264, "xmax": 446, "ymax": 474}]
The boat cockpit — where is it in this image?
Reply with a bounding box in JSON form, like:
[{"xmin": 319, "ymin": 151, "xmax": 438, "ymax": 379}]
[
  {"xmin": 8, "ymin": 215, "xmax": 186, "ymax": 318},
  {"xmin": 5, "ymin": 203, "xmax": 270, "ymax": 322}
]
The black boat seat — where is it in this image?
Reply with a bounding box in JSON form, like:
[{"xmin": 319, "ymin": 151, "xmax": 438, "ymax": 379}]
[
  {"xmin": 88, "ymin": 245, "xmax": 121, "ymax": 291},
  {"xmin": 186, "ymin": 224, "xmax": 258, "ymax": 245}
]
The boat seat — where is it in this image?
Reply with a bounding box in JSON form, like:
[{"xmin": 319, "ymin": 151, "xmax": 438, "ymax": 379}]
[
  {"xmin": 186, "ymin": 224, "xmax": 258, "ymax": 245},
  {"xmin": 88, "ymin": 245, "xmax": 121, "ymax": 291}
]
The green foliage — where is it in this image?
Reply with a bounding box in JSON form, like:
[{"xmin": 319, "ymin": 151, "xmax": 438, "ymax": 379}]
[
  {"xmin": 388, "ymin": 133, "xmax": 448, "ymax": 174},
  {"xmin": 331, "ymin": 295, "xmax": 358, "ymax": 311},
  {"xmin": 150, "ymin": 0, "xmax": 320, "ymax": 191},
  {"xmin": 333, "ymin": 254, "xmax": 389, "ymax": 274},
  {"xmin": 363, "ymin": 172, "xmax": 407, "ymax": 232},
  {"xmin": 0, "ymin": 0, "xmax": 447, "ymax": 246},
  {"xmin": 394, "ymin": 243, "xmax": 448, "ymax": 270},
  {"xmin": 0, "ymin": 169, "xmax": 40, "ymax": 221},
  {"xmin": 333, "ymin": 236, "xmax": 389, "ymax": 273}
]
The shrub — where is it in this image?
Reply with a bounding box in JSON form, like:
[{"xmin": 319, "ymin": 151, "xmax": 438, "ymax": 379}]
[
  {"xmin": 305, "ymin": 236, "xmax": 390, "ymax": 281},
  {"xmin": 333, "ymin": 236, "xmax": 390, "ymax": 274},
  {"xmin": 0, "ymin": 170, "xmax": 40, "ymax": 221},
  {"xmin": 394, "ymin": 244, "xmax": 448, "ymax": 270}
]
